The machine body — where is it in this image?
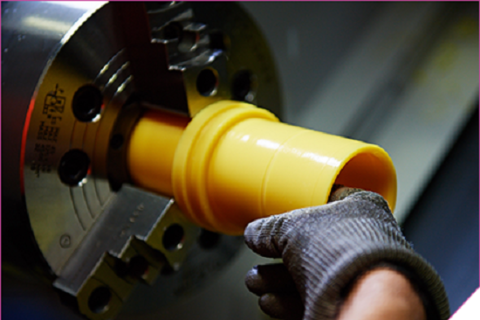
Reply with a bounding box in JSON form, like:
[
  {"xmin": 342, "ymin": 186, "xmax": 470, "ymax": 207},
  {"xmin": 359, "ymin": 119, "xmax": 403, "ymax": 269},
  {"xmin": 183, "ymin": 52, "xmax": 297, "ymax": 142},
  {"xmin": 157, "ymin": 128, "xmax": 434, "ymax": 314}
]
[
  {"xmin": 2, "ymin": 2, "xmax": 395, "ymax": 319},
  {"xmin": 3, "ymin": 2, "xmax": 281, "ymax": 319}
]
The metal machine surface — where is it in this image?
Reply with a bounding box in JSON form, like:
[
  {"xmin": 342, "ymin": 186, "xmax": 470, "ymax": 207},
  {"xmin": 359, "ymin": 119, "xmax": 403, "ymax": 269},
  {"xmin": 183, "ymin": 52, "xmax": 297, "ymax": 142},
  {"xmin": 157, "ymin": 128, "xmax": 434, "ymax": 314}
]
[
  {"xmin": 2, "ymin": 2, "xmax": 478, "ymax": 320},
  {"xmin": 2, "ymin": 2, "xmax": 282, "ymax": 319}
]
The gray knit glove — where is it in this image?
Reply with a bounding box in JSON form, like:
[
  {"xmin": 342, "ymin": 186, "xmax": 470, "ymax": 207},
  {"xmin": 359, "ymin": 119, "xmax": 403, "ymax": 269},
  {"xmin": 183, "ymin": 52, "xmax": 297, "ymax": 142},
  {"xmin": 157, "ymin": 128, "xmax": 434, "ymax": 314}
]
[{"xmin": 244, "ymin": 188, "xmax": 450, "ymax": 320}]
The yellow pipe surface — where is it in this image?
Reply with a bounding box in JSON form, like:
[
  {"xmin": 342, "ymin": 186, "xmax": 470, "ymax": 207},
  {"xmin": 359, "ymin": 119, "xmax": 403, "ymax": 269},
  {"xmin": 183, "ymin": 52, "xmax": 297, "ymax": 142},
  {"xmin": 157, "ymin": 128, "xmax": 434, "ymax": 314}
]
[
  {"xmin": 127, "ymin": 110, "xmax": 189, "ymax": 196},
  {"xmin": 128, "ymin": 101, "xmax": 397, "ymax": 235}
]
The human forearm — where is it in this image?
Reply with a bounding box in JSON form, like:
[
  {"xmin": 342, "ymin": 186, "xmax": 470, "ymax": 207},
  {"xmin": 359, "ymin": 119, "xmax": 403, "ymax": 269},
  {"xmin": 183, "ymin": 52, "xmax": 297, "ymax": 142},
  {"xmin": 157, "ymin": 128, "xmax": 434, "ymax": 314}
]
[{"xmin": 337, "ymin": 267, "xmax": 426, "ymax": 320}]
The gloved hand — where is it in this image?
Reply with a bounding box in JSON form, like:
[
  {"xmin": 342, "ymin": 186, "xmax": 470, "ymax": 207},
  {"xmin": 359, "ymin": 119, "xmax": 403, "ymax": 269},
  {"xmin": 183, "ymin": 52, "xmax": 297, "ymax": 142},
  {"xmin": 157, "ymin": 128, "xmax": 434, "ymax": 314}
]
[{"xmin": 244, "ymin": 187, "xmax": 450, "ymax": 320}]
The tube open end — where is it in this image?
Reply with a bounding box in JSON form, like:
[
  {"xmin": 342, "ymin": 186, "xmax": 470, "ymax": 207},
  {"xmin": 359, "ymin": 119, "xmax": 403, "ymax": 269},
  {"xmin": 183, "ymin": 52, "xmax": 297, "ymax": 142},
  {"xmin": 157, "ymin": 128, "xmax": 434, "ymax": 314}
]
[{"xmin": 334, "ymin": 147, "xmax": 397, "ymax": 212}]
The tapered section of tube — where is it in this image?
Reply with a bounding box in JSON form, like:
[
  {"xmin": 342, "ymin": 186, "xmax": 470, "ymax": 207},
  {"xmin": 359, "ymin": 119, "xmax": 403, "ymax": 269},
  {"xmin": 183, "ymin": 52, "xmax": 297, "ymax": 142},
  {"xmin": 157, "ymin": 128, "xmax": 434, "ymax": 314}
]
[
  {"xmin": 127, "ymin": 110, "xmax": 189, "ymax": 196},
  {"xmin": 128, "ymin": 101, "xmax": 397, "ymax": 235}
]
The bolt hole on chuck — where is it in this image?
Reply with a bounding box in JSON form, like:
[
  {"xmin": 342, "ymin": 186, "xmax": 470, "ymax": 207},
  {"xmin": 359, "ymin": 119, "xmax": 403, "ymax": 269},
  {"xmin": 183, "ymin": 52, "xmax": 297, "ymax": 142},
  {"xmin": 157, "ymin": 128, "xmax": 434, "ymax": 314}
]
[
  {"xmin": 109, "ymin": 134, "xmax": 124, "ymax": 150},
  {"xmin": 232, "ymin": 70, "xmax": 256, "ymax": 102},
  {"xmin": 127, "ymin": 255, "xmax": 149, "ymax": 279},
  {"xmin": 196, "ymin": 68, "xmax": 219, "ymax": 97},
  {"xmin": 162, "ymin": 22, "xmax": 182, "ymax": 41},
  {"xmin": 162, "ymin": 223, "xmax": 185, "ymax": 251},
  {"xmin": 72, "ymin": 85, "xmax": 103, "ymax": 122},
  {"xmin": 117, "ymin": 255, "xmax": 149, "ymax": 279},
  {"xmin": 88, "ymin": 286, "xmax": 111, "ymax": 314},
  {"xmin": 58, "ymin": 149, "xmax": 90, "ymax": 186},
  {"xmin": 209, "ymin": 31, "xmax": 228, "ymax": 51}
]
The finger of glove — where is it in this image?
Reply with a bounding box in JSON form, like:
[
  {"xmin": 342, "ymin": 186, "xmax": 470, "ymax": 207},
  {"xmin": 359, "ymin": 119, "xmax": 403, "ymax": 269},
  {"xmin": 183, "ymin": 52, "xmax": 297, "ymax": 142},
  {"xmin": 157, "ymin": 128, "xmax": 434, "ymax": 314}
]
[
  {"xmin": 259, "ymin": 293, "xmax": 304, "ymax": 320},
  {"xmin": 244, "ymin": 190, "xmax": 393, "ymax": 259},
  {"xmin": 244, "ymin": 200, "xmax": 353, "ymax": 258},
  {"xmin": 244, "ymin": 214, "xmax": 288, "ymax": 258},
  {"xmin": 245, "ymin": 263, "xmax": 298, "ymax": 296},
  {"xmin": 244, "ymin": 205, "xmax": 339, "ymax": 258},
  {"xmin": 328, "ymin": 186, "xmax": 364, "ymax": 203}
]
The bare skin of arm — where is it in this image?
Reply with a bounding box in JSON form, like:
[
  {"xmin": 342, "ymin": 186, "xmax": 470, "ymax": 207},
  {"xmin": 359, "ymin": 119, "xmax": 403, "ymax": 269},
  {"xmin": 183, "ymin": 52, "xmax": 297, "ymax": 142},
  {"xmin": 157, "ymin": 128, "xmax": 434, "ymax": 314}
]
[{"xmin": 337, "ymin": 267, "xmax": 426, "ymax": 320}]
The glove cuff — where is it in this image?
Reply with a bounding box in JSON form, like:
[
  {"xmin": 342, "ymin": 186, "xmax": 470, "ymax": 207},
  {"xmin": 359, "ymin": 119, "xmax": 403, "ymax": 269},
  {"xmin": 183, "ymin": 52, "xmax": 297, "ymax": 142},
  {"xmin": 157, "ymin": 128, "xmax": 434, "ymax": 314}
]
[
  {"xmin": 303, "ymin": 243, "xmax": 450, "ymax": 320},
  {"xmin": 369, "ymin": 262, "xmax": 447, "ymax": 320}
]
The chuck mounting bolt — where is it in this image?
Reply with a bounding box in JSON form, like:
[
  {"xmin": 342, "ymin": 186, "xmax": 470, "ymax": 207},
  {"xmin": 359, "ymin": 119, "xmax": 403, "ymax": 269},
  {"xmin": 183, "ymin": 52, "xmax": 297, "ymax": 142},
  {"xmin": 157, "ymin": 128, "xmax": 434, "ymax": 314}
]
[{"xmin": 127, "ymin": 101, "xmax": 397, "ymax": 235}]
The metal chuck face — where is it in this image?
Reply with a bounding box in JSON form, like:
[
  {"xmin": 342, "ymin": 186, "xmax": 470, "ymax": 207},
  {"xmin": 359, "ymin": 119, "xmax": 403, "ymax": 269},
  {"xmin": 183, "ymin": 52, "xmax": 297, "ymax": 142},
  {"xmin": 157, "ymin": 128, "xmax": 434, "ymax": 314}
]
[{"xmin": 2, "ymin": 2, "xmax": 282, "ymax": 319}]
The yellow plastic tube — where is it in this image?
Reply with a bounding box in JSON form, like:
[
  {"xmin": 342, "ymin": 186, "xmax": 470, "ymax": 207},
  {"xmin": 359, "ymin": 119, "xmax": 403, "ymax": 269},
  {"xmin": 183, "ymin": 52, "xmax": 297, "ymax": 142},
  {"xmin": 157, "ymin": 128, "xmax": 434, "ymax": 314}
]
[
  {"xmin": 127, "ymin": 109, "xmax": 190, "ymax": 196},
  {"xmin": 128, "ymin": 101, "xmax": 397, "ymax": 235}
]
